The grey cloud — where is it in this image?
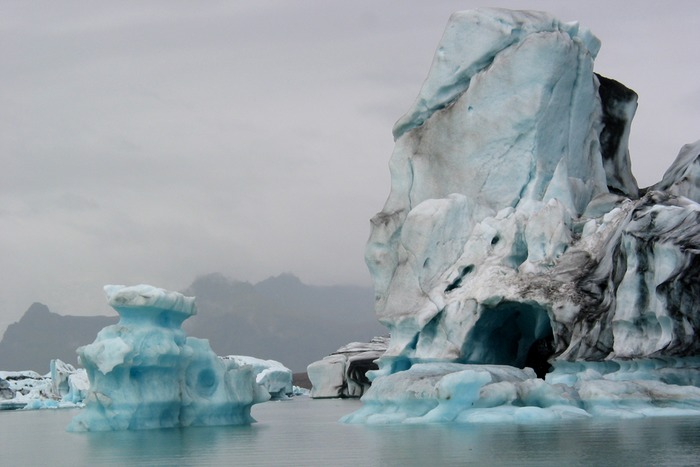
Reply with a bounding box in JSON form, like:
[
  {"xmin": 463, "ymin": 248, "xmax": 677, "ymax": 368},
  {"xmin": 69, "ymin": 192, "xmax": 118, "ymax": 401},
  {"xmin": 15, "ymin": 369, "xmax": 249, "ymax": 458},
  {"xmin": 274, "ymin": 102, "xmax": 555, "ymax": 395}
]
[{"xmin": 1, "ymin": 0, "xmax": 699, "ymax": 337}]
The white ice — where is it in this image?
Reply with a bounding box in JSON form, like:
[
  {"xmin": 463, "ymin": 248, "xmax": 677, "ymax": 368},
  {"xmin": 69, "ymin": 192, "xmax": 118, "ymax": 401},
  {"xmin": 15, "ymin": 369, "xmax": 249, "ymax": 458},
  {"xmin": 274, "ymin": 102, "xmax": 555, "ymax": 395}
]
[
  {"xmin": 220, "ymin": 355, "xmax": 293, "ymax": 399},
  {"xmin": 307, "ymin": 337, "xmax": 388, "ymax": 398},
  {"xmin": 0, "ymin": 360, "xmax": 88, "ymax": 410}
]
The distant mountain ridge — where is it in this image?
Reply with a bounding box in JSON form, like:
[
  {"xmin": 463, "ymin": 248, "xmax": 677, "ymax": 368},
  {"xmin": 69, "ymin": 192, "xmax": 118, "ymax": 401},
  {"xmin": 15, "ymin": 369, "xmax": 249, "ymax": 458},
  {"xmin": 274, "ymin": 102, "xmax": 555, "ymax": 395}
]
[
  {"xmin": 0, "ymin": 274, "xmax": 385, "ymax": 372},
  {"xmin": 182, "ymin": 273, "xmax": 385, "ymax": 371},
  {"xmin": 0, "ymin": 303, "xmax": 117, "ymax": 372}
]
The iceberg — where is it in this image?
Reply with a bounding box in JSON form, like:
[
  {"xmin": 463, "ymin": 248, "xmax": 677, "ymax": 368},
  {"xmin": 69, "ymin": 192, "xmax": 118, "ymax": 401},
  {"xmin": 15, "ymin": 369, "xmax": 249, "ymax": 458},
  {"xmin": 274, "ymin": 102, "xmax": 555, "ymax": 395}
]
[
  {"xmin": 307, "ymin": 337, "xmax": 388, "ymax": 398},
  {"xmin": 0, "ymin": 363, "xmax": 87, "ymax": 410},
  {"xmin": 50, "ymin": 359, "xmax": 89, "ymax": 405},
  {"xmin": 220, "ymin": 355, "xmax": 293, "ymax": 399},
  {"xmin": 350, "ymin": 8, "xmax": 700, "ymax": 423},
  {"xmin": 0, "ymin": 296, "xmax": 297, "ymax": 417},
  {"xmin": 68, "ymin": 285, "xmax": 269, "ymax": 431},
  {"xmin": 0, "ymin": 371, "xmax": 51, "ymax": 410},
  {"xmin": 0, "ymin": 356, "xmax": 291, "ymax": 413}
]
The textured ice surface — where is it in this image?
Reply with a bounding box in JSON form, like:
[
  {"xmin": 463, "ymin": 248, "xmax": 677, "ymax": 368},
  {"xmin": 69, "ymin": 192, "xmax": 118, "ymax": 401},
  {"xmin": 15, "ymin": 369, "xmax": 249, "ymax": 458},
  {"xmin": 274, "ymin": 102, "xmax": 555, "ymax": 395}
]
[
  {"xmin": 0, "ymin": 370, "xmax": 52, "ymax": 410},
  {"xmin": 343, "ymin": 359, "xmax": 700, "ymax": 424},
  {"xmin": 220, "ymin": 356, "xmax": 293, "ymax": 399},
  {"xmin": 50, "ymin": 359, "xmax": 89, "ymax": 405},
  {"xmin": 356, "ymin": 8, "xmax": 700, "ymax": 423},
  {"xmin": 342, "ymin": 363, "xmax": 585, "ymax": 424},
  {"xmin": 68, "ymin": 285, "xmax": 268, "ymax": 431},
  {"xmin": 0, "ymin": 355, "xmax": 290, "ymax": 412},
  {"xmin": 307, "ymin": 337, "xmax": 388, "ymax": 398},
  {"xmin": 0, "ymin": 361, "xmax": 88, "ymax": 410}
]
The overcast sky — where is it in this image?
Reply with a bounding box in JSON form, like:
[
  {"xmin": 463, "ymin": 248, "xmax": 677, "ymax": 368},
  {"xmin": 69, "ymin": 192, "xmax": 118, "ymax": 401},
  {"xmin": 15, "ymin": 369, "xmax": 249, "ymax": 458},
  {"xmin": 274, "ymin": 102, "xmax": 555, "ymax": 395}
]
[{"xmin": 1, "ymin": 0, "xmax": 699, "ymax": 335}]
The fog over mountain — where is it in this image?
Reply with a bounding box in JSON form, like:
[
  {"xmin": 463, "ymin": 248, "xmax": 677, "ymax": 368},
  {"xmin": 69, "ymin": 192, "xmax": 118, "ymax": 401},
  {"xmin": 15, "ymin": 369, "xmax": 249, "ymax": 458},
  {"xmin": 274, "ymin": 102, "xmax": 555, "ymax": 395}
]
[
  {"xmin": 2, "ymin": 1, "xmax": 699, "ymax": 339},
  {"xmin": 0, "ymin": 303, "xmax": 117, "ymax": 372},
  {"xmin": 0, "ymin": 273, "xmax": 384, "ymax": 373},
  {"xmin": 182, "ymin": 273, "xmax": 385, "ymax": 372}
]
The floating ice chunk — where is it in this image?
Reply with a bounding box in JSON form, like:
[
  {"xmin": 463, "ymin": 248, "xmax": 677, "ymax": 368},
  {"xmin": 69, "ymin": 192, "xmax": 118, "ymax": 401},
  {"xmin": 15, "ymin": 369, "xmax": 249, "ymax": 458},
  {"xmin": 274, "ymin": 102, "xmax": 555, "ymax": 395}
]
[
  {"xmin": 308, "ymin": 354, "xmax": 348, "ymax": 398},
  {"xmin": 308, "ymin": 337, "xmax": 387, "ymax": 398},
  {"xmin": 68, "ymin": 285, "xmax": 267, "ymax": 431},
  {"xmin": 220, "ymin": 356, "xmax": 293, "ymax": 399},
  {"xmin": 343, "ymin": 359, "xmax": 700, "ymax": 424},
  {"xmin": 0, "ymin": 370, "xmax": 54, "ymax": 410},
  {"xmin": 0, "ymin": 362, "xmax": 89, "ymax": 410},
  {"xmin": 50, "ymin": 359, "xmax": 88, "ymax": 404},
  {"xmin": 342, "ymin": 363, "xmax": 540, "ymax": 424}
]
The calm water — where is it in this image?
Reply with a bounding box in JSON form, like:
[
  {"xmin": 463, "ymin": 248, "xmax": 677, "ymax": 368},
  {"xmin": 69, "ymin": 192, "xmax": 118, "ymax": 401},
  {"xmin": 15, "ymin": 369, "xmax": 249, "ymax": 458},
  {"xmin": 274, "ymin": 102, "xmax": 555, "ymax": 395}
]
[{"xmin": 2, "ymin": 397, "xmax": 700, "ymax": 466}]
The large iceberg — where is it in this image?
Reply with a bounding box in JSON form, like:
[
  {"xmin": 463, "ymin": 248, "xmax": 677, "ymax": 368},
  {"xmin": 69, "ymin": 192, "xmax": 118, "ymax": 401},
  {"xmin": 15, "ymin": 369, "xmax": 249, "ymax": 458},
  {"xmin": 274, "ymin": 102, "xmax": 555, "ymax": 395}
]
[
  {"xmin": 68, "ymin": 285, "xmax": 269, "ymax": 431},
  {"xmin": 348, "ymin": 8, "xmax": 700, "ymax": 423}
]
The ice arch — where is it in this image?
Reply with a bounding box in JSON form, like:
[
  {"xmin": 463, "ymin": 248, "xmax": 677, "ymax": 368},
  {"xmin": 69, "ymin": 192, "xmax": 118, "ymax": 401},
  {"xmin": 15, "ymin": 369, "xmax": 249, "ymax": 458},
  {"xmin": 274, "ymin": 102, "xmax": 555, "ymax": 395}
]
[{"xmin": 462, "ymin": 301, "xmax": 554, "ymax": 377}]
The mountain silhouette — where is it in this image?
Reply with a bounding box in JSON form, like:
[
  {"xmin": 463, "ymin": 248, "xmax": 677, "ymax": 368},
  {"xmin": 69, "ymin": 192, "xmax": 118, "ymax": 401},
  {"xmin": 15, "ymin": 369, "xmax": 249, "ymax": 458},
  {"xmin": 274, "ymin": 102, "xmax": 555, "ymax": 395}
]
[
  {"xmin": 182, "ymin": 273, "xmax": 385, "ymax": 371},
  {"xmin": 0, "ymin": 274, "xmax": 385, "ymax": 372},
  {"xmin": 0, "ymin": 303, "xmax": 117, "ymax": 372}
]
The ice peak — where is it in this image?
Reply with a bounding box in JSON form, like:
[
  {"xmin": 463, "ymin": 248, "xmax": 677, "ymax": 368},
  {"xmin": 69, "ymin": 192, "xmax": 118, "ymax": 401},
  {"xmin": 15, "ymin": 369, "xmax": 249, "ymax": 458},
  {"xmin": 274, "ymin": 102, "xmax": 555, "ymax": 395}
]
[
  {"xmin": 393, "ymin": 8, "xmax": 600, "ymax": 140},
  {"xmin": 104, "ymin": 284, "xmax": 197, "ymax": 321}
]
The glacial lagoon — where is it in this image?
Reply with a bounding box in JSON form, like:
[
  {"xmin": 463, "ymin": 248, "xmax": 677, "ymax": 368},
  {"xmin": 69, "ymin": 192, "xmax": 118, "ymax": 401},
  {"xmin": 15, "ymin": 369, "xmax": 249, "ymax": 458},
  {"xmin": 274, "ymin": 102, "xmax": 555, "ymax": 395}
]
[{"xmin": 3, "ymin": 397, "xmax": 700, "ymax": 466}]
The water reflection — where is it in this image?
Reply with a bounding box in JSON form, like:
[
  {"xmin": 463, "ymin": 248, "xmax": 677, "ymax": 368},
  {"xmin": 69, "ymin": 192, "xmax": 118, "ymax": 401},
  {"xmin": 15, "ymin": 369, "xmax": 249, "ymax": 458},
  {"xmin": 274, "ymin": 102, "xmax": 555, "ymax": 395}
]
[
  {"xmin": 358, "ymin": 413, "xmax": 700, "ymax": 466},
  {"xmin": 83, "ymin": 423, "xmax": 259, "ymax": 465},
  {"xmin": 2, "ymin": 399, "xmax": 700, "ymax": 466}
]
